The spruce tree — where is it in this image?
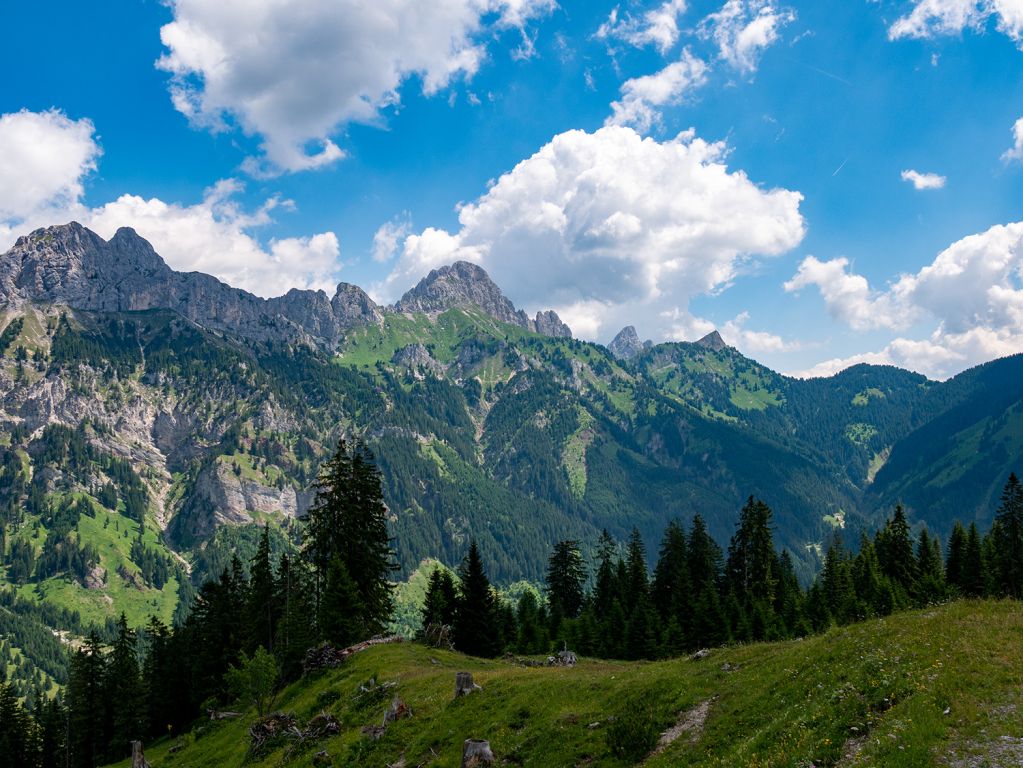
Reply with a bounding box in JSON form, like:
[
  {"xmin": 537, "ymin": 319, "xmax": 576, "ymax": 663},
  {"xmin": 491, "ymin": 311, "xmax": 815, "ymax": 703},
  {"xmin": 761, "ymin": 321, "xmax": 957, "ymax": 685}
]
[
  {"xmin": 246, "ymin": 525, "xmax": 278, "ymax": 653},
  {"xmin": 875, "ymin": 505, "xmax": 917, "ymax": 601},
  {"xmin": 104, "ymin": 614, "xmax": 142, "ymax": 763},
  {"xmin": 915, "ymin": 529, "xmax": 945, "ymax": 604},
  {"xmin": 515, "ymin": 591, "xmax": 548, "ymax": 654},
  {"xmin": 545, "ymin": 540, "xmax": 587, "ymax": 620},
  {"xmin": 992, "ymin": 473, "xmax": 1023, "ymax": 597},
  {"xmin": 453, "ymin": 541, "xmax": 501, "ymax": 658},
  {"xmin": 821, "ymin": 539, "xmax": 855, "ymax": 624},
  {"xmin": 421, "ymin": 567, "xmax": 458, "ymax": 630},
  {"xmin": 319, "ymin": 557, "xmax": 364, "ymax": 648},
  {"xmin": 274, "ymin": 553, "xmax": 318, "ymax": 681},
  {"xmin": 963, "ymin": 523, "xmax": 987, "ymax": 597},
  {"xmin": 652, "ymin": 520, "xmax": 690, "ymax": 635},
  {"xmin": 945, "ymin": 521, "xmax": 968, "ymax": 594},
  {"xmin": 302, "ymin": 439, "xmax": 396, "ymax": 637},
  {"xmin": 66, "ymin": 633, "xmax": 105, "ymax": 768}
]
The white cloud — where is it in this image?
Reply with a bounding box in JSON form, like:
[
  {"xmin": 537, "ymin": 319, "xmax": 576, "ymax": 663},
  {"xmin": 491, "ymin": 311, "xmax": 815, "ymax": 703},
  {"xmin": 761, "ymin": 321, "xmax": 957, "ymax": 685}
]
[
  {"xmin": 158, "ymin": 0, "xmax": 556, "ymax": 174},
  {"xmin": 596, "ymin": 0, "xmax": 689, "ymax": 54},
  {"xmin": 384, "ymin": 125, "xmax": 805, "ymax": 341},
  {"xmin": 888, "ymin": 0, "xmax": 1023, "ymax": 48},
  {"xmin": 606, "ymin": 50, "xmax": 709, "ymax": 132},
  {"xmin": 371, "ymin": 214, "xmax": 413, "ymax": 263},
  {"xmin": 787, "ymin": 221, "xmax": 1023, "ymax": 379},
  {"xmin": 721, "ymin": 311, "xmax": 801, "ymax": 353},
  {"xmin": 784, "ymin": 256, "xmax": 915, "ymax": 330},
  {"xmin": 700, "ymin": 0, "xmax": 796, "ymax": 74},
  {"xmin": 1003, "ymin": 117, "xmax": 1023, "ymax": 162},
  {"xmin": 86, "ymin": 181, "xmax": 341, "ymax": 297},
  {"xmin": 901, "ymin": 169, "xmax": 947, "ymax": 189},
  {"xmin": 0, "ymin": 110, "xmax": 100, "ymax": 231},
  {"xmin": 0, "ymin": 110, "xmax": 342, "ymax": 298}
]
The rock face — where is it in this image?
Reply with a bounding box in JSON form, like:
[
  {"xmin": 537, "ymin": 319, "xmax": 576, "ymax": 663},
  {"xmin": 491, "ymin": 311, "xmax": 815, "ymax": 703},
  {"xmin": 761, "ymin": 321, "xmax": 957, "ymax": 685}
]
[
  {"xmin": 608, "ymin": 326, "xmax": 646, "ymax": 360},
  {"xmin": 395, "ymin": 261, "xmax": 571, "ymax": 338},
  {"xmin": 0, "ymin": 223, "xmax": 381, "ymax": 350},
  {"xmin": 696, "ymin": 330, "xmax": 728, "ymax": 352}
]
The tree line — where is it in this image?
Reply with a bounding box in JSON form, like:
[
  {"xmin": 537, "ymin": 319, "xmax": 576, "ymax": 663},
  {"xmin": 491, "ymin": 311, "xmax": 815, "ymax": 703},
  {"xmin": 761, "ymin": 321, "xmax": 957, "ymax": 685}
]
[{"xmin": 2, "ymin": 459, "xmax": 1022, "ymax": 768}]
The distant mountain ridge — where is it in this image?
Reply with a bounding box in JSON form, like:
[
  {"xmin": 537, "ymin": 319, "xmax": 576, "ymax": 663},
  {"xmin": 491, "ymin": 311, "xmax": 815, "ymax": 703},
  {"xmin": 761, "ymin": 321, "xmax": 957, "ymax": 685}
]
[
  {"xmin": 0, "ymin": 223, "xmax": 572, "ymax": 348},
  {"xmin": 2, "ymin": 221, "xmax": 1023, "ymax": 676}
]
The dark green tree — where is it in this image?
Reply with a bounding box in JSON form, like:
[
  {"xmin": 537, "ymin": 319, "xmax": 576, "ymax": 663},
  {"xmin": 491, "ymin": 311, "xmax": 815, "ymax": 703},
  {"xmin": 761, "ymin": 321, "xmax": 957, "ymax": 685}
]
[
  {"xmin": 545, "ymin": 540, "xmax": 587, "ymax": 621},
  {"xmin": 991, "ymin": 473, "xmax": 1023, "ymax": 597},
  {"xmin": 246, "ymin": 525, "xmax": 278, "ymax": 654},
  {"xmin": 103, "ymin": 614, "xmax": 143, "ymax": 763},
  {"xmin": 318, "ymin": 557, "xmax": 364, "ymax": 648},
  {"xmin": 420, "ymin": 567, "xmax": 458, "ymax": 630},
  {"xmin": 453, "ymin": 541, "xmax": 501, "ymax": 658}
]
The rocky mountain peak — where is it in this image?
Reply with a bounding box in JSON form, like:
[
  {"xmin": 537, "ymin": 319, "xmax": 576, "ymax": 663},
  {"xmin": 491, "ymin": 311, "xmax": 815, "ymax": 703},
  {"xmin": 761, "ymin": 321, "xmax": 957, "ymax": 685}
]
[
  {"xmin": 696, "ymin": 330, "xmax": 728, "ymax": 352},
  {"xmin": 395, "ymin": 261, "xmax": 571, "ymax": 338},
  {"xmin": 608, "ymin": 326, "xmax": 648, "ymax": 360}
]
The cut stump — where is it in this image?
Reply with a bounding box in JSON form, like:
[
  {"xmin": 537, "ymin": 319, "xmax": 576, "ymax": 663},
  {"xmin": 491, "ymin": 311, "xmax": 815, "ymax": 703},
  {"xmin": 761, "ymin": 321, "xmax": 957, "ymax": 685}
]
[
  {"xmin": 461, "ymin": 739, "xmax": 495, "ymax": 767},
  {"xmin": 455, "ymin": 672, "xmax": 482, "ymax": 698}
]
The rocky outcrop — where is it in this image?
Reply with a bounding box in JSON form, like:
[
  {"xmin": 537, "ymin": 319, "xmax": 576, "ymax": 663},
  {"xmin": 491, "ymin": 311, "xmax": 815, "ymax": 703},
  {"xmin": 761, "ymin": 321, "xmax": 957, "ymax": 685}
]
[
  {"xmin": 0, "ymin": 223, "xmax": 381, "ymax": 350},
  {"xmin": 533, "ymin": 310, "xmax": 572, "ymax": 338},
  {"xmin": 391, "ymin": 344, "xmax": 445, "ymax": 376},
  {"xmin": 608, "ymin": 326, "xmax": 647, "ymax": 360},
  {"xmin": 394, "ymin": 261, "xmax": 571, "ymax": 338},
  {"xmin": 696, "ymin": 330, "xmax": 728, "ymax": 352}
]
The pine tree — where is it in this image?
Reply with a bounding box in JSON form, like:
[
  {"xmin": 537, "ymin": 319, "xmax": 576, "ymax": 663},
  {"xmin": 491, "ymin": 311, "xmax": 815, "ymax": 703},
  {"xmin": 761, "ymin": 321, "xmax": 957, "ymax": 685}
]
[
  {"xmin": 104, "ymin": 614, "xmax": 143, "ymax": 763},
  {"xmin": 652, "ymin": 520, "xmax": 690, "ymax": 638},
  {"xmin": 945, "ymin": 521, "xmax": 968, "ymax": 594},
  {"xmin": 625, "ymin": 528, "xmax": 649, "ymax": 606},
  {"xmin": 302, "ymin": 439, "xmax": 396, "ymax": 637},
  {"xmin": 963, "ymin": 523, "xmax": 987, "ymax": 598},
  {"xmin": 820, "ymin": 539, "xmax": 855, "ymax": 624},
  {"xmin": 66, "ymin": 633, "xmax": 105, "ymax": 768},
  {"xmin": 992, "ymin": 473, "xmax": 1023, "ymax": 597},
  {"xmin": 875, "ymin": 505, "xmax": 917, "ymax": 601},
  {"xmin": 515, "ymin": 591, "xmax": 548, "ymax": 654},
  {"xmin": 453, "ymin": 541, "xmax": 501, "ymax": 658},
  {"xmin": 545, "ymin": 540, "xmax": 587, "ymax": 621},
  {"xmin": 0, "ymin": 674, "xmax": 37, "ymax": 768},
  {"xmin": 592, "ymin": 530, "xmax": 620, "ymax": 620},
  {"xmin": 274, "ymin": 553, "xmax": 318, "ymax": 681},
  {"xmin": 318, "ymin": 557, "xmax": 364, "ymax": 648},
  {"xmin": 246, "ymin": 525, "xmax": 278, "ymax": 654},
  {"xmin": 421, "ymin": 567, "xmax": 458, "ymax": 630},
  {"xmin": 852, "ymin": 535, "xmax": 886, "ymax": 617},
  {"xmin": 915, "ymin": 529, "xmax": 945, "ymax": 604},
  {"xmin": 726, "ymin": 497, "xmax": 778, "ymax": 606}
]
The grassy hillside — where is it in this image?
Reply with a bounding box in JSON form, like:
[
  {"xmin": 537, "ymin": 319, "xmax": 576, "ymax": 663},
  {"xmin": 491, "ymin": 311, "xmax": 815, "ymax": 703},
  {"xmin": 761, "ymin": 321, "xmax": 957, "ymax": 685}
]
[{"xmin": 109, "ymin": 600, "xmax": 1023, "ymax": 767}]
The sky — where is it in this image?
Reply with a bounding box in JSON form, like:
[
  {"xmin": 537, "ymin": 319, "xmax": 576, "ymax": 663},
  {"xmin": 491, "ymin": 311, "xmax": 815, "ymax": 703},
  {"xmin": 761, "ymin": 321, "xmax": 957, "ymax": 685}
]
[{"xmin": 2, "ymin": 0, "xmax": 1023, "ymax": 380}]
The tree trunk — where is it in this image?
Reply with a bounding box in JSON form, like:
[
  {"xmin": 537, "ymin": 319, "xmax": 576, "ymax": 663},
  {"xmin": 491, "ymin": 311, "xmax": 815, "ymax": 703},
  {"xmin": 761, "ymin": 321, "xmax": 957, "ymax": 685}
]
[
  {"xmin": 454, "ymin": 671, "xmax": 481, "ymax": 698},
  {"xmin": 461, "ymin": 739, "xmax": 495, "ymax": 767},
  {"xmin": 131, "ymin": 741, "xmax": 151, "ymax": 768}
]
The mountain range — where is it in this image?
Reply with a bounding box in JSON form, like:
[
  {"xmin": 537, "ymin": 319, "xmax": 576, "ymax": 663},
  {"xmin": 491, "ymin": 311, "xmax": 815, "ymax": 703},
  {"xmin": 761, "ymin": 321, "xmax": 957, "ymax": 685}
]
[{"xmin": 2, "ymin": 222, "xmax": 1023, "ymax": 688}]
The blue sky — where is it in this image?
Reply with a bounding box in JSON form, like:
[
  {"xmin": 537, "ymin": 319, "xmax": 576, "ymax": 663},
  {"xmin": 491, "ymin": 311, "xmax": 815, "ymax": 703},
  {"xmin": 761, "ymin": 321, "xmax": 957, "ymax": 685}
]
[{"xmin": 2, "ymin": 0, "xmax": 1023, "ymax": 379}]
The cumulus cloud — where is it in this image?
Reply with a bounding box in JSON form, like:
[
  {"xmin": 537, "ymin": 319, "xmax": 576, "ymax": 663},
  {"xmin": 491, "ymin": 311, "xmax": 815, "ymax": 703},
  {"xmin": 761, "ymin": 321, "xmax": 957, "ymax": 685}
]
[
  {"xmin": 371, "ymin": 214, "xmax": 413, "ymax": 263},
  {"xmin": 0, "ymin": 110, "xmax": 101, "ymax": 239},
  {"xmin": 86, "ymin": 181, "xmax": 341, "ymax": 296},
  {"xmin": 606, "ymin": 50, "xmax": 709, "ymax": 132},
  {"xmin": 1003, "ymin": 117, "xmax": 1023, "ymax": 162},
  {"xmin": 901, "ymin": 169, "xmax": 947, "ymax": 189},
  {"xmin": 596, "ymin": 0, "xmax": 689, "ymax": 54},
  {"xmin": 889, "ymin": 0, "xmax": 1023, "ymax": 48},
  {"xmin": 0, "ymin": 109, "xmax": 342, "ymax": 297},
  {"xmin": 787, "ymin": 222, "xmax": 1023, "ymax": 379},
  {"xmin": 699, "ymin": 0, "xmax": 796, "ymax": 74},
  {"xmin": 157, "ymin": 0, "xmax": 556, "ymax": 174},
  {"xmin": 383, "ymin": 125, "xmax": 805, "ymax": 341}
]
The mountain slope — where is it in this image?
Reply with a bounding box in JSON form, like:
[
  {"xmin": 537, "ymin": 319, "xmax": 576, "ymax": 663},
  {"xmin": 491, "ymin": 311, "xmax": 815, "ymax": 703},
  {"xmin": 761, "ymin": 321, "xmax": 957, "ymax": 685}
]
[
  {"xmin": 107, "ymin": 600, "xmax": 1023, "ymax": 768},
  {"xmin": 2, "ymin": 222, "xmax": 1023, "ymax": 687}
]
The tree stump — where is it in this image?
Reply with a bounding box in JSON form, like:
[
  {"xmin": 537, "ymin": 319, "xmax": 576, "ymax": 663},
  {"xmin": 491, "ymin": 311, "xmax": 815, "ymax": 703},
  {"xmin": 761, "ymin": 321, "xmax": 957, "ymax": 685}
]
[
  {"xmin": 383, "ymin": 696, "xmax": 412, "ymax": 725},
  {"xmin": 130, "ymin": 741, "xmax": 151, "ymax": 768},
  {"xmin": 454, "ymin": 672, "xmax": 481, "ymax": 698},
  {"xmin": 461, "ymin": 739, "xmax": 495, "ymax": 767}
]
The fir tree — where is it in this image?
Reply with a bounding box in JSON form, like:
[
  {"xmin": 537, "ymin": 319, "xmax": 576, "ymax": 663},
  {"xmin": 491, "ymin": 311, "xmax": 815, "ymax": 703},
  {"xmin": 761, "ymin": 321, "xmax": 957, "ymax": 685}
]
[
  {"xmin": 274, "ymin": 553, "xmax": 318, "ymax": 681},
  {"xmin": 992, "ymin": 473, "xmax": 1023, "ymax": 597},
  {"xmin": 103, "ymin": 614, "xmax": 142, "ymax": 763},
  {"xmin": 945, "ymin": 521, "xmax": 968, "ymax": 594},
  {"xmin": 421, "ymin": 567, "xmax": 458, "ymax": 630},
  {"xmin": 302, "ymin": 439, "xmax": 396, "ymax": 637},
  {"xmin": 246, "ymin": 525, "xmax": 277, "ymax": 654},
  {"xmin": 515, "ymin": 591, "xmax": 548, "ymax": 654},
  {"xmin": 876, "ymin": 505, "xmax": 917, "ymax": 601},
  {"xmin": 66, "ymin": 634, "xmax": 105, "ymax": 768},
  {"xmin": 963, "ymin": 523, "xmax": 987, "ymax": 598},
  {"xmin": 915, "ymin": 529, "xmax": 945, "ymax": 604},
  {"xmin": 545, "ymin": 540, "xmax": 587, "ymax": 620},
  {"xmin": 652, "ymin": 520, "xmax": 690, "ymax": 637},
  {"xmin": 453, "ymin": 541, "xmax": 501, "ymax": 658},
  {"xmin": 319, "ymin": 557, "xmax": 364, "ymax": 648}
]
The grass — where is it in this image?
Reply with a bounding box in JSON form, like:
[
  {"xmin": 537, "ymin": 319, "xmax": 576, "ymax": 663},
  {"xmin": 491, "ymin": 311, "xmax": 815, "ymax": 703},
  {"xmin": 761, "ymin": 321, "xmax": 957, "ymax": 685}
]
[
  {"xmin": 107, "ymin": 600, "xmax": 1023, "ymax": 768},
  {"xmin": 853, "ymin": 388, "xmax": 886, "ymax": 407},
  {"xmin": 13, "ymin": 500, "xmax": 178, "ymax": 628},
  {"xmin": 562, "ymin": 407, "xmax": 596, "ymax": 499}
]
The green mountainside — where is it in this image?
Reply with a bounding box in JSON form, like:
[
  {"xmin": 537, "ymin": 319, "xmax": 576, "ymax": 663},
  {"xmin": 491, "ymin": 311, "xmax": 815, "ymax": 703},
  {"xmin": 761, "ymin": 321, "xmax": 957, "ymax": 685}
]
[
  {"xmin": 106, "ymin": 600, "xmax": 1023, "ymax": 768},
  {"xmin": 2, "ymin": 223, "xmax": 1023, "ymax": 695}
]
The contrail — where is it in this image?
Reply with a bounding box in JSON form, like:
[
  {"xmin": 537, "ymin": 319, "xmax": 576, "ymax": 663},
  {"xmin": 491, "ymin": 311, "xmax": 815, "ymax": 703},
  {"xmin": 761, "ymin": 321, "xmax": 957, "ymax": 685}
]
[{"xmin": 832, "ymin": 158, "xmax": 849, "ymax": 176}]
